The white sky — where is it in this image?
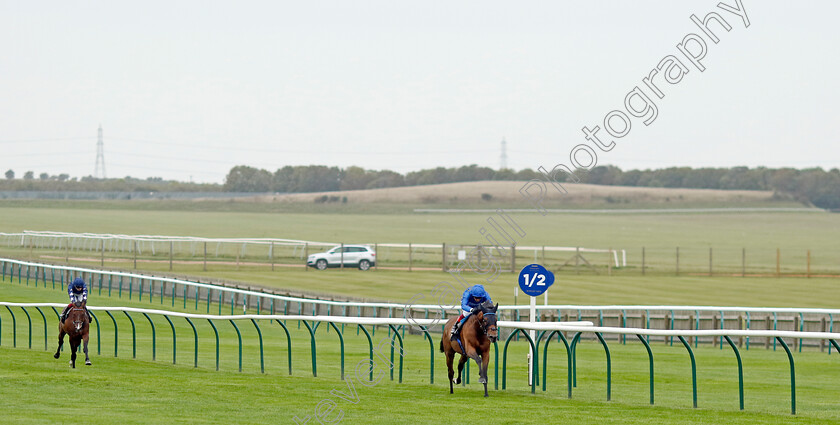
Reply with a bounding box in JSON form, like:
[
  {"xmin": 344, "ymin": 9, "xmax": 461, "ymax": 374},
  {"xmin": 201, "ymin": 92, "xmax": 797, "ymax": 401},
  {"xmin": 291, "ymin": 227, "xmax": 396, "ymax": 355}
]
[{"xmin": 1, "ymin": 1, "xmax": 838, "ymax": 183}]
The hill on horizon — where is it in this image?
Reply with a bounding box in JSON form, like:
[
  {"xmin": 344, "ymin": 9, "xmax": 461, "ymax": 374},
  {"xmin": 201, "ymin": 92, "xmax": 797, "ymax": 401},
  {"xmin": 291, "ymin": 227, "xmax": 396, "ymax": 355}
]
[{"xmin": 227, "ymin": 180, "xmax": 804, "ymax": 208}]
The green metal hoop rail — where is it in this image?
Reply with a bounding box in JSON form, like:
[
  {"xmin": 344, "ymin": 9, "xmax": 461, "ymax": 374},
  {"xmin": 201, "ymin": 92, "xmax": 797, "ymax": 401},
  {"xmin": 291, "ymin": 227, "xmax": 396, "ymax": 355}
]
[{"xmin": 2, "ymin": 297, "xmax": 840, "ymax": 415}]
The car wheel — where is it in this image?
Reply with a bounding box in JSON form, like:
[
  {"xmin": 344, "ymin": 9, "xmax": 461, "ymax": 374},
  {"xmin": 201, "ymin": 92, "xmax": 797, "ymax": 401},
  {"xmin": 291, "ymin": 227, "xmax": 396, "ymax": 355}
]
[
  {"xmin": 316, "ymin": 259, "xmax": 328, "ymax": 270},
  {"xmin": 358, "ymin": 260, "xmax": 370, "ymax": 271}
]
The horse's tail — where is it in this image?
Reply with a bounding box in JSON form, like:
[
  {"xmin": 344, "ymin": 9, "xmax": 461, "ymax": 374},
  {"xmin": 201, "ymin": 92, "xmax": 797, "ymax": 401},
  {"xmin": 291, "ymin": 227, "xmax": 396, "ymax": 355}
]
[{"xmin": 439, "ymin": 339, "xmax": 444, "ymax": 353}]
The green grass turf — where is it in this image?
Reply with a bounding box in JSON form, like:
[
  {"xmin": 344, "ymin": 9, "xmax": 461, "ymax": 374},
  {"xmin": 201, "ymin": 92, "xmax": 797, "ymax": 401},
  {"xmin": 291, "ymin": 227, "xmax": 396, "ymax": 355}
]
[
  {"xmin": 4, "ymin": 256, "xmax": 840, "ymax": 309},
  {"xmin": 2, "ymin": 206, "xmax": 840, "ymax": 276},
  {"xmin": 186, "ymin": 269, "xmax": 840, "ymax": 308},
  {"xmin": 3, "ymin": 247, "xmax": 840, "ymax": 311},
  {"xmin": 3, "ymin": 280, "xmax": 840, "ymax": 424},
  {"xmin": 12, "ymin": 262, "xmax": 837, "ymax": 309},
  {"xmin": 1, "ymin": 206, "xmax": 838, "ymax": 250},
  {"xmin": 2, "ymin": 203, "xmax": 840, "ymax": 422}
]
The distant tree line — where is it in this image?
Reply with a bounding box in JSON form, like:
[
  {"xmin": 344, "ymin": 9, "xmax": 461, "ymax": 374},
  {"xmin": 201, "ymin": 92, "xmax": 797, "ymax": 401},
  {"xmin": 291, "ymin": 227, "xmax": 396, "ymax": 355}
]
[
  {"xmin": 223, "ymin": 164, "xmax": 840, "ymax": 209},
  {"xmin": 1, "ymin": 170, "xmax": 218, "ymax": 192},
  {"xmin": 574, "ymin": 165, "xmax": 840, "ymax": 209},
  {"xmin": 222, "ymin": 164, "xmax": 540, "ymax": 193},
  {"xmin": 5, "ymin": 164, "xmax": 839, "ymax": 209}
]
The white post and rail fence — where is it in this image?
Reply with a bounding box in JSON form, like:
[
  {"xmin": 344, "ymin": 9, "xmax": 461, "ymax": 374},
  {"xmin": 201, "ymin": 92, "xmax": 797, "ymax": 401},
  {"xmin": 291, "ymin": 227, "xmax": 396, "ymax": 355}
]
[
  {"xmin": 1, "ymin": 231, "xmax": 625, "ymax": 273},
  {"xmin": 2, "ymin": 256, "xmax": 839, "ymax": 353},
  {"xmin": 1, "ymin": 299, "xmax": 838, "ymax": 415},
  {"xmin": 4, "ymin": 230, "xmax": 838, "ymax": 276}
]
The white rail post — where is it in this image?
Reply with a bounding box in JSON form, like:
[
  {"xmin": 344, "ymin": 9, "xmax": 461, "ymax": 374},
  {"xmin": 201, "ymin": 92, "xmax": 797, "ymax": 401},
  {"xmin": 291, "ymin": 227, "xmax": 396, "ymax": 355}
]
[
  {"xmin": 442, "ymin": 242, "xmax": 447, "ymax": 272},
  {"xmin": 529, "ymin": 293, "xmax": 536, "ymax": 386}
]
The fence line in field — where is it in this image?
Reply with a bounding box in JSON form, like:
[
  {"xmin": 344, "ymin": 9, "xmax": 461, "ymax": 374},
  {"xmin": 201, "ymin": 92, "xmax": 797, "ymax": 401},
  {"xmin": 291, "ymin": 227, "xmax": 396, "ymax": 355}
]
[
  {"xmin": 6, "ymin": 230, "xmax": 840, "ymax": 276},
  {"xmin": 3, "ymin": 257, "xmax": 838, "ymax": 354},
  {"xmin": 0, "ymin": 230, "xmax": 627, "ymax": 269},
  {"xmin": 0, "ymin": 255, "xmax": 840, "ymax": 353},
  {"xmin": 4, "ymin": 256, "xmax": 839, "ymax": 314},
  {"xmin": 1, "ymin": 301, "xmax": 838, "ymax": 414},
  {"xmin": 3, "ymin": 253, "xmax": 840, "ymax": 375}
]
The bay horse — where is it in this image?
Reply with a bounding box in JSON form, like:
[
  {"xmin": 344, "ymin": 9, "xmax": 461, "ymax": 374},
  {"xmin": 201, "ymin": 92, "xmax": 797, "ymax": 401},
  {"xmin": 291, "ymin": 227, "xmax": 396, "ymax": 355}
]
[
  {"xmin": 54, "ymin": 300, "xmax": 91, "ymax": 368},
  {"xmin": 440, "ymin": 302, "xmax": 498, "ymax": 397}
]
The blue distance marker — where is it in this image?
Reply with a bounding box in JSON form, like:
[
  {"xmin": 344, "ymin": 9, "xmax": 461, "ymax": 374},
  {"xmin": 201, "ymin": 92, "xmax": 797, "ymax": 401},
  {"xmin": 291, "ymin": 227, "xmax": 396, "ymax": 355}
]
[
  {"xmin": 518, "ymin": 263, "xmax": 555, "ymax": 386},
  {"xmin": 518, "ymin": 263, "xmax": 554, "ymax": 297}
]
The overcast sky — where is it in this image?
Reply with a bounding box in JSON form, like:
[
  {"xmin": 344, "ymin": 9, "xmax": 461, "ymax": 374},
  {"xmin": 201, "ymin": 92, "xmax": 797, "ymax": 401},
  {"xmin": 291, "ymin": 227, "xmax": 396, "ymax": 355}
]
[{"xmin": 1, "ymin": 1, "xmax": 838, "ymax": 183}]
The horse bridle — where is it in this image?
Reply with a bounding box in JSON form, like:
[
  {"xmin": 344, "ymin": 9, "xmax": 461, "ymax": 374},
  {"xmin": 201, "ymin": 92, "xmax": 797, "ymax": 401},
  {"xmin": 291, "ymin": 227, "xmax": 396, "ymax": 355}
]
[
  {"xmin": 69, "ymin": 307, "xmax": 86, "ymax": 322},
  {"xmin": 480, "ymin": 312, "xmax": 497, "ymax": 336}
]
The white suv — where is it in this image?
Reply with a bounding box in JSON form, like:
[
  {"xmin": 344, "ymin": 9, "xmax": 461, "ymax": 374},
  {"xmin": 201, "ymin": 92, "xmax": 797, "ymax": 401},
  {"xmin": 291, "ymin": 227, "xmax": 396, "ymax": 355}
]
[{"xmin": 307, "ymin": 245, "xmax": 376, "ymax": 271}]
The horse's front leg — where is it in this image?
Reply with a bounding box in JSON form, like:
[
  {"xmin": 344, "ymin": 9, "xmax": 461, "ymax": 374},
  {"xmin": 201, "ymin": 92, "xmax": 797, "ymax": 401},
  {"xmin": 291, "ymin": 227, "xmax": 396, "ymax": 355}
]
[
  {"xmin": 54, "ymin": 328, "xmax": 65, "ymax": 359},
  {"xmin": 468, "ymin": 352, "xmax": 485, "ymax": 383},
  {"xmin": 69, "ymin": 340, "xmax": 78, "ymax": 368},
  {"xmin": 83, "ymin": 333, "xmax": 91, "ymax": 366},
  {"xmin": 480, "ymin": 352, "xmax": 491, "ymax": 397},
  {"xmin": 456, "ymin": 355, "xmax": 468, "ymax": 386},
  {"xmin": 468, "ymin": 350, "xmax": 489, "ymax": 394}
]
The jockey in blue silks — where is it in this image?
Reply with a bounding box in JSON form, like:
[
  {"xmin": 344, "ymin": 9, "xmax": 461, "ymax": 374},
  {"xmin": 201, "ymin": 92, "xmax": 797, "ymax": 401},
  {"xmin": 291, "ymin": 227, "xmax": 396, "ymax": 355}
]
[
  {"xmin": 449, "ymin": 284, "xmax": 493, "ymax": 340},
  {"xmin": 61, "ymin": 277, "xmax": 92, "ymax": 324}
]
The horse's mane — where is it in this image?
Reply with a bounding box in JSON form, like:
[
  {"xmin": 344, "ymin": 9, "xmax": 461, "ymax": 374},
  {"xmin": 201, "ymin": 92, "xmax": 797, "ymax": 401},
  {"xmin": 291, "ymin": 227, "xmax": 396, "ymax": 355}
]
[
  {"xmin": 465, "ymin": 301, "xmax": 496, "ymax": 327},
  {"xmin": 68, "ymin": 306, "xmax": 86, "ymax": 315},
  {"xmin": 67, "ymin": 303, "xmax": 87, "ymax": 319},
  {"xmin": 477, "ymin": 300, "xmax": 495, "ymax": 313}
]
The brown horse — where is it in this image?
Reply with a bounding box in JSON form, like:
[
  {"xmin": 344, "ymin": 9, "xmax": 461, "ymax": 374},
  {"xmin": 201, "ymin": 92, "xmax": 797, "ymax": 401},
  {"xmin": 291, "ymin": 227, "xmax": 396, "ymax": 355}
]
[
  {"xmin": 440, "ymin": 302, "xmax": 498, "ymax": 397},
  {"xmin": 54, "ymin": 301, "xmax": 91, "ymax": 368}
]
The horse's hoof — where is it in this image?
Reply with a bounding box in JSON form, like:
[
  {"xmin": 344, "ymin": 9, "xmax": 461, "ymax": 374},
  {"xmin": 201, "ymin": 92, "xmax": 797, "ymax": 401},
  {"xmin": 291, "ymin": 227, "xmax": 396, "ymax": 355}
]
[
  {"xmin": 85, "ymin": 361, "xmax": 92, "ymax": 366},
  {"xmin": 484, "ymin": 393, "xmax": 489, "ymax": 398},
  {"xmin": 54, "ymin": 353, "xmax": 60, "ymax": 359}
]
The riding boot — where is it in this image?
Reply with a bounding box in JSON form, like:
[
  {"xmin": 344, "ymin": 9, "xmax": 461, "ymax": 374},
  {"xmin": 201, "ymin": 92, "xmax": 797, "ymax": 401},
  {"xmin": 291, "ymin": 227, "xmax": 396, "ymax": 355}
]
[
  {"xmin": 60, "ymin": 305, "xmax": 70, "ymax": 324},
  {"xmin": 86, "ymin": 308, "xmax": 92, "ymax": 324},
  {"xmin": 449, "ymin": 321, "xmax": 460, "ymax": 340}
]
